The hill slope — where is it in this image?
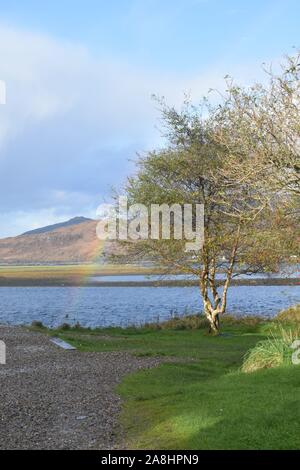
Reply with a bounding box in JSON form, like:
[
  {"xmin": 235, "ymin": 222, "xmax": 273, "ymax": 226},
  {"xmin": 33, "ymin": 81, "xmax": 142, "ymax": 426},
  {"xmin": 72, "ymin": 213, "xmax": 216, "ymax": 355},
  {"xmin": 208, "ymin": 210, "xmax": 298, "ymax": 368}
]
[
  {"xmin": 0, "ymin": 218, "xmax": 105, "ymax": 264},
  {"xmin": 22, "ymin": 216, "xmax": 92, "ymax": 236}
]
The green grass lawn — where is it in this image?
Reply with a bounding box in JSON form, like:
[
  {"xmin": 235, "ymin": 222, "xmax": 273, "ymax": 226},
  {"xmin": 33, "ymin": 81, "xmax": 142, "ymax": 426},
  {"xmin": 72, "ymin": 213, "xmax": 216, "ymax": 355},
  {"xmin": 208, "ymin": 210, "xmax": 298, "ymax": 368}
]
[{"xmin": 32, "ymin": 320, "xmax": 300, "ymax": 450}]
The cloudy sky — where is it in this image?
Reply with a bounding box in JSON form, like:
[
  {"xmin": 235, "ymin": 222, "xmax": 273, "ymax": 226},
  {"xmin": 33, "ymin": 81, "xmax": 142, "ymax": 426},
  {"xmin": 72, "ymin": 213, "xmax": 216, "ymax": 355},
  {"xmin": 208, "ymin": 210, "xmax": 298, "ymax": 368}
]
[{"xmin": 0, "ymin": 0, "xmax": 299, "ymax": 237}]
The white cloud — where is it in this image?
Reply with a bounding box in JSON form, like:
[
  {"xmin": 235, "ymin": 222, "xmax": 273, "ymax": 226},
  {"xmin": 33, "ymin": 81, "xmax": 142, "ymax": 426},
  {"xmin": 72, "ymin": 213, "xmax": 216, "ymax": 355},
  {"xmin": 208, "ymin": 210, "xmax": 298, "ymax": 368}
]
[
  {"xmin": 0, "ymin": 22, "xmax": 265, "ymax": 149},
  {"xmin": 0, "ymin": 22, "xmax": 273, "ymax": 237}
]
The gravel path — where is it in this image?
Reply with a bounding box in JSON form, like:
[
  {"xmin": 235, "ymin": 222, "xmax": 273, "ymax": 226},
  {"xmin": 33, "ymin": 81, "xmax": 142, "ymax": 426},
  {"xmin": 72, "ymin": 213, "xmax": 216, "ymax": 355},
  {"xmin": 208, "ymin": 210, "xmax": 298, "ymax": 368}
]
[{"xmin": 0, "ymin": 325, "xmax": 160, "ymax": 449}]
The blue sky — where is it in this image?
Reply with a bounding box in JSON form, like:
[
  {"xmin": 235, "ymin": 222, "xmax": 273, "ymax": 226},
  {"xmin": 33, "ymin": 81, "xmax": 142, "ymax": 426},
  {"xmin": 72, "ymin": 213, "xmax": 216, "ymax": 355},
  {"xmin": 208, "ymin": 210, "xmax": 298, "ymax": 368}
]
[{"xmin": 0, "ymin": 0, "xmax": 299, "ymax": 237}]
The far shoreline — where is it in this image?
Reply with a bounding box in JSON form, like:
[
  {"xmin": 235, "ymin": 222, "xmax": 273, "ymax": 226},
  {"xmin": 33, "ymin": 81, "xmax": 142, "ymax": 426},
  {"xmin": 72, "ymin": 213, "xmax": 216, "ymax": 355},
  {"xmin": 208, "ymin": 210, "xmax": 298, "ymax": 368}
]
[{"xmin": 0, "ymin": 277, "xmax": 298, "ymax": 287}]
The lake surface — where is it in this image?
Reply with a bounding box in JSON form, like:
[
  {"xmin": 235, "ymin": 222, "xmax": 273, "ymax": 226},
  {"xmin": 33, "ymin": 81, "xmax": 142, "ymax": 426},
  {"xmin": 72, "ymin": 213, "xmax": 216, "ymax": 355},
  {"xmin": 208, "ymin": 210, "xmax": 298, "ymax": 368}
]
[
  {"xmin": 0, "ymin": 284, "xmax": 299, "ymax": 328},
  {"xmin": 90, "ymin": 270, "xmax": 300, "ymax": 283}
]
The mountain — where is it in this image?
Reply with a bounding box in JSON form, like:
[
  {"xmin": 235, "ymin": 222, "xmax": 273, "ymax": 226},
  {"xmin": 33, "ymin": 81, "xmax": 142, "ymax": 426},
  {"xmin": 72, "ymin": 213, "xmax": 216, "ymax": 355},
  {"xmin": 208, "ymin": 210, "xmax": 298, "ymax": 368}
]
[
  {"xmin": 22, "ymin": 216, "xmax": 92, "ymax": 236},
  {"xmin": 0, "ymin": 217, "xmax": 106, "ymax": 264}
]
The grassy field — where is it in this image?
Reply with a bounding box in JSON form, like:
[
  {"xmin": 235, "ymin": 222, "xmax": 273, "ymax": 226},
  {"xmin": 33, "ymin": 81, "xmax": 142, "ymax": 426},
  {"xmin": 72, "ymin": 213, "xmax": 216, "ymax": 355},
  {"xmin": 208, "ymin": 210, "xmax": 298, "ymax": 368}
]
[
  {"xmin": 0, "ymin": 264, "xmax": 157, "ymax": 281},
  {"xmin": 31, "ymin": 316, "xmax": 300, "ymax": 450}
]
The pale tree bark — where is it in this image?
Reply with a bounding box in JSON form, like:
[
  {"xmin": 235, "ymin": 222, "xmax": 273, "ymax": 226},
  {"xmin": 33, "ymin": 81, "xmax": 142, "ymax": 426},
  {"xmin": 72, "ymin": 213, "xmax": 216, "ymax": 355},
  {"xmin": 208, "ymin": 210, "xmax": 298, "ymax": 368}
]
[{"xmin": 200, "ymin": 223, "xmax": 241, "ymax": 335}]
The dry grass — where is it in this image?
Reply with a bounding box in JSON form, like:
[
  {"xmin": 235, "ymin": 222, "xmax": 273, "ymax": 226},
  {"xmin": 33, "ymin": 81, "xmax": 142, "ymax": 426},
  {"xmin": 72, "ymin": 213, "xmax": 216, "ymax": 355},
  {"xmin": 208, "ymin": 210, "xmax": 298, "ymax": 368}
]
[
  {"xmin": 276, "ymin": 304, "xmax": 300, "ymax": 323},
  {"xmin": 0, "ymin": 264, "xmax": 158, "ymax": 280},
  {"xmin": 143, "ymin": 313, "xmax": 264, "ymax": 331},
  {"xmin": 144, "ymin": 314, "xmax": 209, "ymax": 330}
]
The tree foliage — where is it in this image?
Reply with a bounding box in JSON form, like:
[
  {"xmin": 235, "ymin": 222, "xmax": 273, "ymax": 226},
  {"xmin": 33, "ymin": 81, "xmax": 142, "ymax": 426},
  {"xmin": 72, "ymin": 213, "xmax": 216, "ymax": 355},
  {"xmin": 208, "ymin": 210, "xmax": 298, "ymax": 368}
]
[{"xmin": 111, "ymin": 53, "xmax": 300, "ymax": 334}]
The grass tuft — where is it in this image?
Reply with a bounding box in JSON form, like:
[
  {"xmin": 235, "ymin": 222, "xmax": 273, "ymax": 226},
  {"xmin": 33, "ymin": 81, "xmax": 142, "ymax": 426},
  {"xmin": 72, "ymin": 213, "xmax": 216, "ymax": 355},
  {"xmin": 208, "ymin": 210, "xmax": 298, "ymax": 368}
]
[
  {"xmin": 242, "ymin": 324, "xmax": 300, "ymax": 373},
  {"xmin": 276, "ymin": 304, "xmax": 300, "ymax": 323}
]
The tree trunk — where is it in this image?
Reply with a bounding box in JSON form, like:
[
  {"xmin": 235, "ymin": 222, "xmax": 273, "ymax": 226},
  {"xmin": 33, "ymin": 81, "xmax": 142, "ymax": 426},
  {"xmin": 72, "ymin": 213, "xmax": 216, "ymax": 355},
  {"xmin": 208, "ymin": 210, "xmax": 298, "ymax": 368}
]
[
  {"xmin": 202, "ymin": 221, "xmax": 241, "ymax": 334},
  {"xmin": 204, "ymin": 306, "xmax": 220, "ymax": 335},
  {"xmin": 201, "ymin": 279, "xmax": 221, "ymax": 335}
]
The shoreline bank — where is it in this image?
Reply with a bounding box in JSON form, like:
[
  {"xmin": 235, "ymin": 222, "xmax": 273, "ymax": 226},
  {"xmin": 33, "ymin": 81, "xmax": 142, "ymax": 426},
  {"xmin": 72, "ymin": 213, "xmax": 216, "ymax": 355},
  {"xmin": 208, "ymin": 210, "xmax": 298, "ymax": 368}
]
[{"xmin": 0, "ymin": 277, "xmax": 298, "ymax": 287}]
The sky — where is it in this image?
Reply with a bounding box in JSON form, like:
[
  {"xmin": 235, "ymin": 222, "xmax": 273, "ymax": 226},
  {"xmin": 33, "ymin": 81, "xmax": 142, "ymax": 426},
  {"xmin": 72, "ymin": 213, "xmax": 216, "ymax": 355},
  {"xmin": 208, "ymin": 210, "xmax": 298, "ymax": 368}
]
[{"xmin": 0, "ymin": 0, "xmax": 299, "ymax": 237}]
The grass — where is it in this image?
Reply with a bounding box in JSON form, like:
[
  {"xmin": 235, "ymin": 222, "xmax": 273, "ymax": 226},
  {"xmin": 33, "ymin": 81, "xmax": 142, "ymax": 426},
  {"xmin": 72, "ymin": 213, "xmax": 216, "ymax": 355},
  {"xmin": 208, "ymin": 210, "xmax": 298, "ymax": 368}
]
[
  {"xmin": 30, "ymin": 319, "xmax": 261, "ymax": 359},
  {"xmin": 0, "ymin": 263, "xmax": 160, "ymax": 281},
  {"xmin": 119, "ymin": 363, "xmax": 300, "ymax": 449},
  {"xmin": 242, "ymin": 324, "xmax": 300, "ymax": 373},
  {"xmin": 29, "ymin": 314, "xmax": 300, "ymax": 449},
  {"xmin": 276, "ymin": 304, "xmax": 300, "ymax": 323}
]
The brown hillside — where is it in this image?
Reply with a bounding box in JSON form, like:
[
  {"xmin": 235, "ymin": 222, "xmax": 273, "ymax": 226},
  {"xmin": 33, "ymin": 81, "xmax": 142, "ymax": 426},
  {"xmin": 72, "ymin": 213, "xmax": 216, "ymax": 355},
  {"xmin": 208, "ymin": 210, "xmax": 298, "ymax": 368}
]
[{"xmin": 0, "ymin": 220, "xmax": 105, "ymax": 264}]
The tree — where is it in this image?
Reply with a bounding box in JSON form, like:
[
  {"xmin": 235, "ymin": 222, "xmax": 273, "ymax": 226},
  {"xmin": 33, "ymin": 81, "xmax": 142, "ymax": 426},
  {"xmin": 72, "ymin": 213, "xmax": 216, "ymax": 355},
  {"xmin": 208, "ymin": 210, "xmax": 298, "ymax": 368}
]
[
  {"xmin": 211, "ymin": 52, "xmax": 300, "ymax": 196},
  {"xmin": 112, "ymin": 101, "xmax": 294, "ymax": 334},
  {"xmin": 209, "ymin": 52, "xmax": 300, "ymax": 279}
]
